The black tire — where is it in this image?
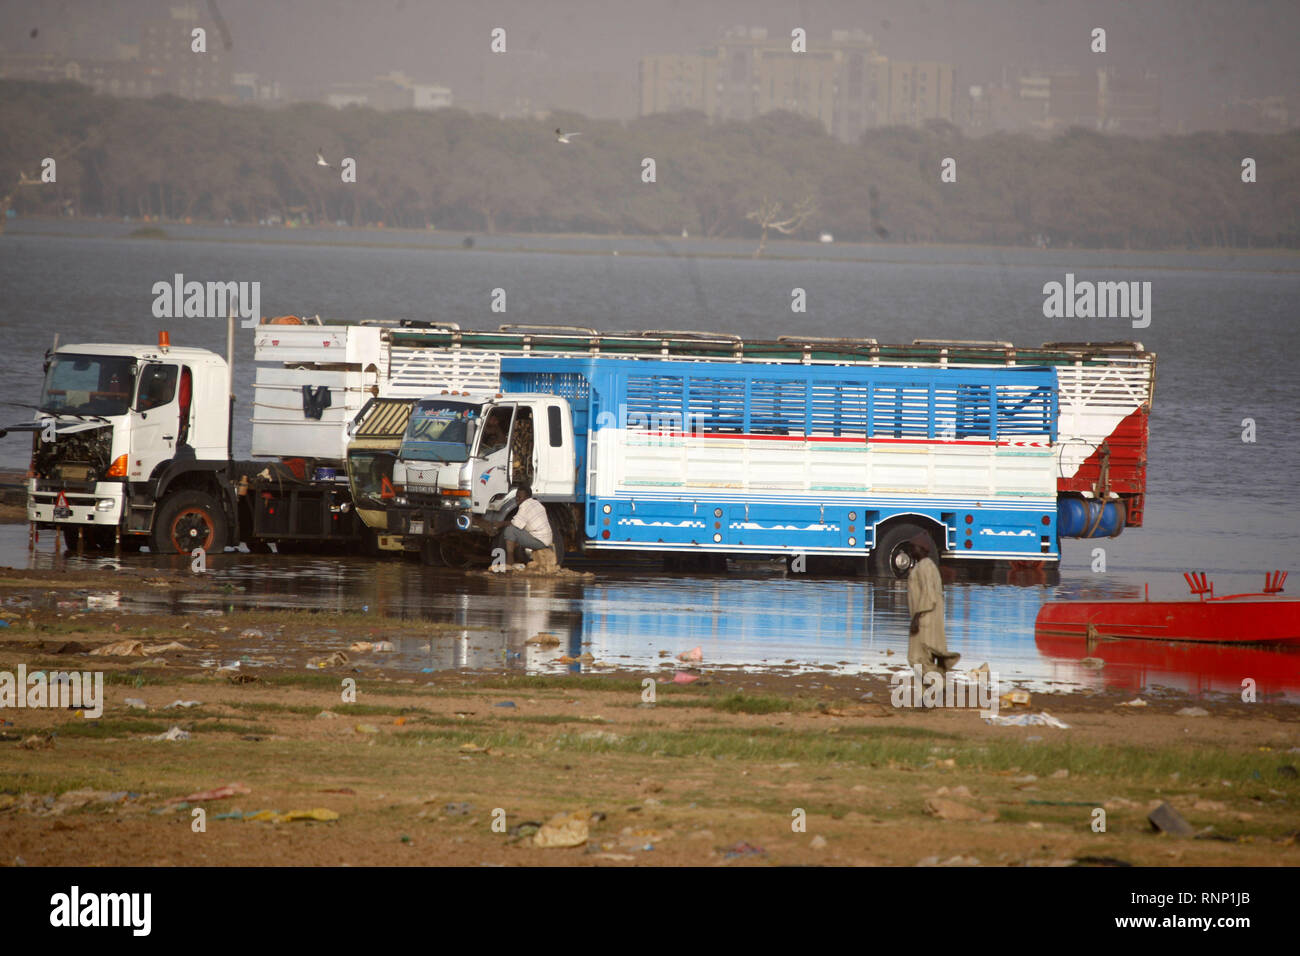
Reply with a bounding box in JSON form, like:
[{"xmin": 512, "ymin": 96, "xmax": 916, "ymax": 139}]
[
  {"xmin": 871, "ymin": 522, "xmax": 941, "ymax": 578},
  {"xmin": 439, "ymin": 536, "xmax": 479, "ymax": 570},
  {"xmin": 418, "ymin": 537, "xmax": 443, "ymax": 567},
  {"xmin": 151, "ymin": 490, "xmax": 228, "ymax": 554},
  {"xmin": 546, "ymin": 524, "xmax": 566, "ymax": 568}
]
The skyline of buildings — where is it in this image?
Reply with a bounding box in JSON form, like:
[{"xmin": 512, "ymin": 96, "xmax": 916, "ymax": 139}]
[{"xmin": 0, "ymin": 9, "xmax": 1294, "ymax": 137}]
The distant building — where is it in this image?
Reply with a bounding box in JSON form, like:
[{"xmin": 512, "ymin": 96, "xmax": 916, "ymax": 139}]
[
  {"xmin": 323, "ymin": 73, "xmax": 451, "ymax": 111},
  {"xmin": 974, "ymin": 68, "xmax": 1160, "ymax": 135},
  {"xmin": 232, "ymin": 72, "xmax": 283, "ymax": 104},
  {"xmin": 639, "ymin": 54, "xmax": 717, "ymax": 115},
  {"xmin": 139, "ymin": 3, "xmax": 228, "ymax": 99},
  {"xmin": 638, "ymin": 27, "xmax": 955, "ymax": 140},
  {"xmin": 887, "ymin": 60, "xmax": 955, "ymax": 127}
]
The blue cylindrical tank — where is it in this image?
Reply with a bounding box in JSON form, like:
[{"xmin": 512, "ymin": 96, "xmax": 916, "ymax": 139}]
[{"xmin": 1057, "ymin": 497, "xmax": 1126, "ymax": 537}]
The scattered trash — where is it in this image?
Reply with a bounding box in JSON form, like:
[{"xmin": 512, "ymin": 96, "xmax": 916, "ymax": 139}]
[
  {"xmin": 1148, "ymin": 801, "xmax": 1194, "ymax": 837},
  {"xmin": 443, "ymin": 802, "xmax": 474, "ymax": 816},
  {"xmin": 458, "ymin": 743, "xmax": 489, "ymax": 754},
  {"xmin": 240, "ymin": 629, "xmax": 264, "ymax": 640},
  {"xmin": 1051, "ymin": 769, "xmax": 1070, "ymax": 779},
  {"xmin": 999, "ymin": 690, "xmax": 1031, "ymax": 708},
  {"xmin": 1119, "ymin": 697, "xmax": 1148, "ymax": 707},
  {"xmin": 123, "ymin": 698, "xmax": 148, "ymax": 710},
  {"xmin": 90, "ymin": 640, "xmax": 144, "ymax": 656},
  {"xmin": 147, "ymin": 726, "xmax": 190, "ymax": 742},
  {"xmin": 671, "ymin": 671, "xmax": 699, "ymax": 685},
  {"xmin": 677, "ymin": 646, "xmax": 703, "ymax": 662},
  {"xmin": 578, "ymin": 730, "xmax": 622, "ymax": 744},
  {"xmin": 354, "ymin": 724, "xmax": 380, "ymax": 735},
  {"xmin": 163, "ymin": 700, "xmax": 202, "ymax": 709},
  {"xmin": 810, "ymin": 835, "xmax": 828, "ymax": 850},
  {"xmin": 721, "ymin": 841, "xmax": 766, "ymax": 860},
  {"xmin": 86, "ymin": 592, "xmax": 121, "ymax": 609},
  {"xmin": 494, "ymin": 701, "xmax": 517, "ymax": 709},
  {"xmin": 309, "ymin": 652, "xmax": 349, "ymax": 669},
  {"xmin": 1175, "ymin": 706, "xmax": 1210, "ymax": 717},
  {"xmin": 20, "ymin": 734, "xmax": 54, "ymax": 751},
  {"xmin": 273, "ymin": 808, "xmax": 339, "ymax": 824},
  {"xmin": 168, "ymin": 782, "xmax": 250, "ymax": 804},
  {"xmin": 534, "ymin": 810, "xmax": 593, "ymax": 848},
  {"xmin": 143, "ymin": 642, "xmax": 193, "ymax": 654},
  {"xmin": 983, "ymin": 712, "xmax": 1070, "ymax": 729}
]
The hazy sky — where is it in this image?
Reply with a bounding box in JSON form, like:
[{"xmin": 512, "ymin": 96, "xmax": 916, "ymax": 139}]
[{"xmin": 3, "ymin": 0, "xmax": 1297, "ymax": 126}]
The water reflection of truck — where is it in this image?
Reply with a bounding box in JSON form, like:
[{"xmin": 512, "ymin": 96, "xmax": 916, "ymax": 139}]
[{"xmin": 395, "ymin": 355, "xmax": 1137, "ymax": 574}]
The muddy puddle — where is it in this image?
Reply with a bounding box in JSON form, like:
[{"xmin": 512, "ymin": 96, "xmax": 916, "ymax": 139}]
[{"xmin": 2, "ymin": 524, "xmax": 1297, "ymax": 701}]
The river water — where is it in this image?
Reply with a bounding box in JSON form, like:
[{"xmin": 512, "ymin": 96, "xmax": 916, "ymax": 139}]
[{"xmin": 1, "ymin": 221, "xmax": 1297, "ymax": 698}]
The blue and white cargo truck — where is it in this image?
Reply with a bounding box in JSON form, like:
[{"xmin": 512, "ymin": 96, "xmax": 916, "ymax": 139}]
[{"xmin": 395, "ymin": 355, "xmax": 1064, "ymax": 575}]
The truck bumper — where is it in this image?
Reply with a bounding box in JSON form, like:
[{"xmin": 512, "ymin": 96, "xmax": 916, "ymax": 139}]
[{"xmin": 28, "ymin": 480, "xmax": 125, "ymax": 526}]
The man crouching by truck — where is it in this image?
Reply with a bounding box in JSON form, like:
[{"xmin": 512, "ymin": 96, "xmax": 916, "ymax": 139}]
[{"xmin": 491, "ymin": 484, "xmax": 553, "ymax": 571}]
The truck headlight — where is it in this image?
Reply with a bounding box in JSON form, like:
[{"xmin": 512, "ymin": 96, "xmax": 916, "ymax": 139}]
[{"xmin": 96, "ymin": 499, "xmax": 115, "ymax": 512}]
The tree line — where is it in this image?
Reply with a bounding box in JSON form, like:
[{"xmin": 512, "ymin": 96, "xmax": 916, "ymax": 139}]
[{"xmin": 2, "ymin": 79, "xmax": 1297, "ymax": 249}]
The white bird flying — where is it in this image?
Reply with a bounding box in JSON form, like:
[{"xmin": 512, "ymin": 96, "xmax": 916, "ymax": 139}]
[
  {"xmin": 555, "ymin": 128, "xmax": 581, "ymax": 144},
  {"xmin": 315, "ymin": 149, "xmax": 331, "ymax": 167}
]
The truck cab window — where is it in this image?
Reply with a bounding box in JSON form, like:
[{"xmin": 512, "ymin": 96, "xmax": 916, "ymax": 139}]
[
  {"xmin": 510, "ymin": 406, "xmax": 534, "ymax": 487},
  {"xmin": 548, "ymin": 405, "xmax": 563, "ymax": 447},
  {"xmin": 480, "ymin": 406, "xmax": 513, "ymax": 457},
  {"xmin": 136, "ymin": 364, "xmax": 178, "ymax": 412}
]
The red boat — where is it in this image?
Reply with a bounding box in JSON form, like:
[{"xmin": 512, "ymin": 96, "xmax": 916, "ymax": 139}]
[{"xmin": 1035, "ymin": 571, "xmax": 1300, "ymax": 645}]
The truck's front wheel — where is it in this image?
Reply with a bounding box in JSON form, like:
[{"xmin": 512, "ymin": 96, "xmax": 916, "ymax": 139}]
[{"xmin": 152, "ymin": 491, "xmax": 228, "ymax": 554}]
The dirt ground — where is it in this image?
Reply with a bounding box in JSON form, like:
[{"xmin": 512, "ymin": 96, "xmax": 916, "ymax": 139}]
[{"xmin": 0, "ymin": 571, "xmax": 1297, "ymax": 867}]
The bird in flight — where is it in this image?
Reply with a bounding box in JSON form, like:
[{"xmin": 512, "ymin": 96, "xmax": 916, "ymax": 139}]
[
  {"xmin": 554, "ymin": 128, "xmax": 581, "ymax": 144},
  {"xmin": 315, "ymin": 149, "xmax": 331, "ymax": 167}
]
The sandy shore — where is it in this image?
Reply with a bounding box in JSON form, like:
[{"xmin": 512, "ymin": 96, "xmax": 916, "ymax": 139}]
[{"xmin": 0, "ymin": 569, "xmax": 1296, "ymax": 867}]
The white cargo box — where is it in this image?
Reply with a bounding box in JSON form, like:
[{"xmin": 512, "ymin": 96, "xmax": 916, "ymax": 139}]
[{"xmin": 251, "ymin": 366, "xmax": 370, "ymax": 461}]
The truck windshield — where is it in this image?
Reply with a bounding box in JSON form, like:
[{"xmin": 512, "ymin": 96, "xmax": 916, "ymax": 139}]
[
  {"xmin": 40, "ymin": 353, "xmax": 136, "ymax": 417},
  {"xmin": 398, "ymin": 400, "xmax": 479, "ymax": 463}
]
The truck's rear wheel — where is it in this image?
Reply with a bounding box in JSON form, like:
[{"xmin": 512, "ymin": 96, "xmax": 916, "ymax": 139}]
[
  {"xmin": 152, "ymin": 491, "xmax": 228, "ymax": 554},
  {"xmin": 871, "ymin": 522, "xmax": 941, "ymax": 578}
]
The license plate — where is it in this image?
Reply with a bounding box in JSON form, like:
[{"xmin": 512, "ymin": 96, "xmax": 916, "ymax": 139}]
[
  {"xmin": 54, "ymin": 506, "xmax": 72, "ymax": 519},
  {"xmin": 408, "ymin": 519, "xmax": 424, "ymax": 535}
]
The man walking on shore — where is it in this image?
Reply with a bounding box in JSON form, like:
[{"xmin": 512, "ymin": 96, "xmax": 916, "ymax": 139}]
[{"xmin": 905, "ymin": 534, "xmax": 960, "ymax": 682}]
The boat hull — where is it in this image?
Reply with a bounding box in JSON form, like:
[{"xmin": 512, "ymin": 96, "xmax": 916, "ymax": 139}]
[{"xmin": 1035, "ymin": 597, "xmax": 1300, "ymax": 644}]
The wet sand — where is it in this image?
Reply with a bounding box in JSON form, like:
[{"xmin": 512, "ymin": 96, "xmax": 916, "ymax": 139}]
[{"xmin": 1, "ymin": 574, "xmax": 1296, "ymax": 867}]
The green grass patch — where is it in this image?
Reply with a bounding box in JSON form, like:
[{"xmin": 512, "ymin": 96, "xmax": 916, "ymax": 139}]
[
  {"xmin": 231, "ymin": 701, "xmax": 321, "ymax": 716},
  {"xmin": 186, "ymin": 721, "xmax": 267, "ymax": 735},
  {"xmin": 53, "ymin": 718, "xmax": 169, "ymax": 738},
  {"xmin": 334, "ymin": 703, "xmax": 428, "ymax": 717}
]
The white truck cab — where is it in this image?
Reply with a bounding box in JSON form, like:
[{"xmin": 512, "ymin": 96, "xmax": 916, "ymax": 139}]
[
  {"xmin": 26, "ymin": 340, "xmax": 229, "ymax": 533},
  {"xmin": 393, "ymin": 391, "xmax": 576, "ymax": 556}
]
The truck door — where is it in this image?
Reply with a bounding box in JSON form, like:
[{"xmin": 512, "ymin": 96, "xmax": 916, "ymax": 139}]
[
  {"xmin": 129, "ymin": 363, "xmax": 179, "ymax": 481},
  {"xmin": 474, "ymin": 404, "xmax": 515, "ymax": 513}
]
